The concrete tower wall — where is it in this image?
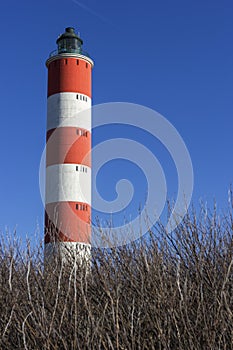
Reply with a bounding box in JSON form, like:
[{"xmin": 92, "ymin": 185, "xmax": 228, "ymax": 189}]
[{"xmin": 45, "ymin": 45, "xmax": 93, "ymax": 264}]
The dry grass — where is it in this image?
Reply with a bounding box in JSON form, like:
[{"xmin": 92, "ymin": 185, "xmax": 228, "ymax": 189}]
[{"xmin": 0, "ymin": 201, "xmax": 233, "ymax": 349}]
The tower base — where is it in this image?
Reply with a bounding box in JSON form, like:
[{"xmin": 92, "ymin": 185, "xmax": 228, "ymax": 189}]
[{"xmin": 44, "ymin": 242, "xmax": 91, "ymax": 269}]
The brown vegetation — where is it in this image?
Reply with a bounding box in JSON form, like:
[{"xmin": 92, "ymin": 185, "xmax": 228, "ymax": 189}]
[{"xmin": 0, "ymin": 202, "xmax": 233, "ymax": 349}]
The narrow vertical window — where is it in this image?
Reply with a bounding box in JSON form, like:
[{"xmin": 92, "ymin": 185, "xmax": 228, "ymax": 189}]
[
  {"xmin": 76, "ymin": 166, "xmax": 79, "ymax": 171},
  {"xmin": 76, "ymin": 94, "xmax": 79, "ymax": 99},
  {"xmin": 86, "ymin": 62, "xmax": 88, "ymax": 68},
  {"xmin": 77, "ymin": 59, "xmax": 79, "ymax": 65},
  {"xmin": 76, "ymin": 204, "xmax": 79, "ymax": 210}
]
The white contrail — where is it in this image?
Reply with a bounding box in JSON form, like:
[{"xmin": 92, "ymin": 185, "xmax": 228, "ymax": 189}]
[{"xmin": 72, "ymin": 0, "xmax": 115, "ymax": 27}]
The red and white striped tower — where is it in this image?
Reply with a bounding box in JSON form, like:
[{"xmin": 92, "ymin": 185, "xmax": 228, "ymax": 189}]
[{"xmin": 44, "ymin": 27, "xmax": 93, "ymax": 263}]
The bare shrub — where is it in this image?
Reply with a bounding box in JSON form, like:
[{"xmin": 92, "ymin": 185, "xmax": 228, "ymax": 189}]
[{"xmin": 0, "ymin": 201, "xmax": 232, "ymax": 349}]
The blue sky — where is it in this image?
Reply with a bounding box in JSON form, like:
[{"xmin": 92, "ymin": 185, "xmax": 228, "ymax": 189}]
[{"xmin": 0, "ymin": 0, "xmax": 232, "ymax": 241}]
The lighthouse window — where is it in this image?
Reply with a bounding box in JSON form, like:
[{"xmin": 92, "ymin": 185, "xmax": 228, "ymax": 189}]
[
  {"xmin": 76, "ymin": 204, "xmax": 86, "ymax": 210},
  {"xmin": 76, "ymin": 129, "xmax": 88, "ymax": 137},
  {"xmin": 76, "ymin": 94, "xmax": 88, "ymax": 102},
  {"xmin": 77, "ymin": 166, "xmax": 87, "ymax": 173},
  {"xmin": 77, "ymin": 59, "xmax": 79, "ymax": 65},
  {"xmin": 86, "ymin": 63, "xmax": 88, "ymax": 68}
]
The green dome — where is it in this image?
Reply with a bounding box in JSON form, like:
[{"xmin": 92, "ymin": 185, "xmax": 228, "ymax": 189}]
[
  {"xmin": 56, "ymin": 27, "xmax": 83, "ymax": 45},
  {"xmin": 56, "ymin": 27, "xmax": 83, "ymax": 54}
]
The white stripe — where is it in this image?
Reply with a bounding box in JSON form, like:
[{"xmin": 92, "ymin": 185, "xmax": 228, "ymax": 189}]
[
  {"xmin": 46, "ymin": 163, "xmax": 91, "ymax": 204},
  {"xmin": 47, "ymin": 92, "xmax": 91, "ymax": 131},
  {"xmin": 44, "ymin": 242, "xmax": 91, "ymax": 264}
]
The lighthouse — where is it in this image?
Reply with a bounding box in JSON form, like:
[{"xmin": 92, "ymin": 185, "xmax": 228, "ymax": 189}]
[{"xmin": 44, "ymin": 27, "xmax": 93, "ymax": 264}]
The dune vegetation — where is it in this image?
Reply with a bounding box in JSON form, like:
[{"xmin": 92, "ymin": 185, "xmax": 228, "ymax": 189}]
[{"xmin": 0, "ymin": 198, "xmax": 232, "ymax": 349}]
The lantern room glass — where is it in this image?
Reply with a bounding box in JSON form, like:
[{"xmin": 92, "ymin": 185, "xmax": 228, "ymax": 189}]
[{"xmin": 58, "ymin": 38, "xmax": 82, "ymax": 54}]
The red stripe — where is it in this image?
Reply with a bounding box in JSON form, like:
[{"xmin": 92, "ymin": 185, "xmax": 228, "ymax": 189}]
[
  {"xmin": 45, "ymin": 202, "xmax": 91, "ymax": 244},
  {"xmin": 46, "ymin": 127, "xmax": 91, "ymax": 167},
  {"xmin": 47, "ymin": 58, "xmax": 92, "ymax": 98}
]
